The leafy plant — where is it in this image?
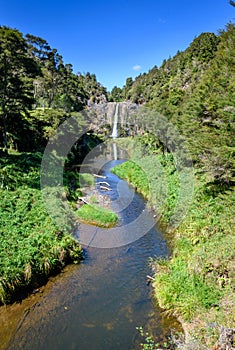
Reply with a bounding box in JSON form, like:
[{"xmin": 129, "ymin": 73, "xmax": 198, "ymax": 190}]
[{"xmin": 0, "ymin": 151, "xmax": 83, "ymax": 304}]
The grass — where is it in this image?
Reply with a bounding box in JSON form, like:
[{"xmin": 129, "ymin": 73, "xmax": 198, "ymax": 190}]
[
  {"xmin": 0, "ymin": 149, "xmax": 117, "ymax": 304},
  {"xmin": 76, "ymin": 204, "xmax": 118, "ymax": 228},
  {"xmin": 111, "ymin": 139, "xmax": 181, "ymax": 226},
  {"xmin": 111, "ymin": 137, "xmax": 235, "ymax": 348},
  {"xmin": 0, "ymin": 151, "xmax": 83, "ymax": 304},
  {"xmin": 65, "ymin": 169, "xmax": 119, "ymax": 228},
  {"xmin": 112, "ymin": 160, "xmax": 150, "ymax": 197},
  {"xmin": 153, "ymin": 182, "xmax": 235, "ymax": 347}
]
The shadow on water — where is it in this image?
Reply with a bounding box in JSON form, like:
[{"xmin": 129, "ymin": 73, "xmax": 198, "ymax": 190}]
[{"xmin": 4, "ymin": 142, "xmax": 181, "ymax": 350}]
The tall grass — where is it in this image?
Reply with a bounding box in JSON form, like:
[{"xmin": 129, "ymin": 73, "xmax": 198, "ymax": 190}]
[
  {"xmin": 112, "ymin": 144, "xmax": 180, "ymax": 225},
  {"xmin": 0, "ymin": 151, "xmax": 83, "ymax": 304},
  {"xmin": 153, "ymin": 183, "xmax": 235, "ymax": 347}
]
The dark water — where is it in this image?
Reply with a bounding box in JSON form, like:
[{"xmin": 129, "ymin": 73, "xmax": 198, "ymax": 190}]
[{"xmin": 6, "ymin": 142, "xmax": 178, "ymax": 350}]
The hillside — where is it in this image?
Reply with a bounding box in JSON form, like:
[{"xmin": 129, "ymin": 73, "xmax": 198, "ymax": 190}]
[
  {"xmin": 0, "ymin": 26, "xmax": 107, "ymax": 152},
  {"xmin": 119, "ymin": 25, "xmax": 235, "ymax": 186}
]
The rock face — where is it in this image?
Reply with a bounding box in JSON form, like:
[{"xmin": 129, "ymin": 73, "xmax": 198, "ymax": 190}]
[
  {"xmin": 218, "ymin": 327, "xmax": 235, "ymax": 350},
  {"xmin": 88, "ymin": 101, "xmax": 140, "ymax": 134}
]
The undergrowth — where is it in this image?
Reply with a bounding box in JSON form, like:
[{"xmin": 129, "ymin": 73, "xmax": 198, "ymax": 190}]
[
  {"xmin": 0, "ymin": 151, "xmax": 83, "ymax": 304},
  {"xmin": 112, "ymin": 139, "xmax": 180, "ymax": 225},
  {"xmin": 112, "ymin": 137, "xmax": 235, "ymax": 349}
]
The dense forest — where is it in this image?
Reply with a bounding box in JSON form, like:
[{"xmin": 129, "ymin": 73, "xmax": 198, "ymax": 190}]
[
  {"xmin": 0, "ymin": 26, "xmax": 107, "ymax": 152},
  {"xmin": 0, "ymin": 15, "xmax": 235, "ymax": 350}
]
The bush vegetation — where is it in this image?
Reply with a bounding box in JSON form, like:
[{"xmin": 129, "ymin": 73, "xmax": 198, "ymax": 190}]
[
  {"xmin": 112, "ymin": 136, "xmax": 235, "ymax": 348},
  {"xmin": 0, "ymin": 151, "xmax": 83, "ymax": 304}
]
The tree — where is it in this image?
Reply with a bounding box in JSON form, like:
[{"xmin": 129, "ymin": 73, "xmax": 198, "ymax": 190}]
[
  {"xmin": 110, "ymin": 86, "xmax": 123, "ymax": 101},
  {"xmin": 0, "ymin": 26, "xmax": 39, "ymax": 151},
  {"xmin": 124, "ymin": 77, "xmax": 133, "ymax": 99},
  {"xmin": 25, "ymin": 34, "xmax": 51, "ymax": 61}
]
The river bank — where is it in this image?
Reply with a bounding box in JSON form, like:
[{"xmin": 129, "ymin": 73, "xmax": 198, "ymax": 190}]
[
  {"xmin": 1, "ymin": 143, "xmax": 182, "ymax": 349},
  {"xmin": 0, "ymin": 137, "xmax": 122, "ymax": 306},
  {"xmin": 0, "ymin": 263, "xmax": 79, "ymax": 349},
  {"xmin": 0, "ymin": 151, "xmax": 83, "ymax": 305},
  {"xmin": 1, "ymin": 140, "xmax": 234, "ymax": 349},
  {"xmin": 112, "ymin": 137, "xmax": 235, "ymax": 349}
]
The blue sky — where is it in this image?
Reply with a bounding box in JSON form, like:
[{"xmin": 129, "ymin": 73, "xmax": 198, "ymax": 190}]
[{"xmin": 1, "ymin": 0, "xmax": 234, "ymax": 91}]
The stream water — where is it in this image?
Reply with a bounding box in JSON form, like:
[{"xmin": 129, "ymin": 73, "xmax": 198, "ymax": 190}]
[{"xmin": 3, "ymin": 142, "xmax": 180, "ymax": 350}]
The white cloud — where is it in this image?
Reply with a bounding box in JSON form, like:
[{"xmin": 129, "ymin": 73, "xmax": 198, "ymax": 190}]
[{"xmin": 132, "ymin": 64, "xmax": 141, "ymax": 71}]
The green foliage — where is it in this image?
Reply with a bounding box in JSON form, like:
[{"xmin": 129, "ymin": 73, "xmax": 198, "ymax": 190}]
[
  {"xmin": 63, "ymin": 172, "xmax": 95, "ymax": 202},
  {"xmin": 154, "ymin": 256, "xmax": 222, "ymax": 320},
  {"xmin": 1, "ymin": 18, "xmax": 235, "ymax": 348},
  {"xmin": 0, "ymin": 26, "xmax": 107, "ymax": 152},
  {"xmin": 186, "ymin": 32, "xmax": 219, "ymax": 63},
  {"xmin": 0, "ymin": 151, "xmax": 42, "ymax": 190},
  {"xmin": 122, "ymin": 32, "xmax": 219, "ymax": 108},
  {"xmin": 0, "ymin": 151, "xmax": 83, "ymax": 304},
  {"xmin": 0, "ymin": 187, "xmax": 83, "ymax": 304},
  {"xmin": 113, "ymin": 135, "xmax": 235, "ymax": 347},
  {"xmin": 112, "ymin": 139, "xmax": 180, "ymax": 224},
  {"xmin": 153, "ymin": 182, "xmax": 235, "ymax": 346},
  {"xmin": 0, "ymin": 26, "xmax": 39, "ymax": 150},
  {"xmin": 76, "ymin": 204, "xmax": 118, "ymax": 228},
  {"xmin": 112, "ymin": 160, "xmax": 150, "ymax": 197},
  {"xmin": 122, "ymin": 24, "xmax": 235, "ymax": 186},
  {"xmin": 109, "ymin": 85, "xmax": 124, "ymax": 102},
  {"xmin": 79, "ymin": 173, "xmax": 95, "ymax": 187}
]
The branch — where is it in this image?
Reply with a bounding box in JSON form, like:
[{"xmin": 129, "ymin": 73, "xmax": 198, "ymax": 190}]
[
  {"xmin": 78, "ymin": 197, "xmax": 90, "ymax": 205},
  {"xmin": 97, "ymin": 181, "xmax": 110, "ymax": 187},
  {"xmin": 93, "ymin": 173, "xmax": 106, "ymax": 179},
  {"xmin": 100, "ymin": 186, "xmax": 112, "ymax": 191}
]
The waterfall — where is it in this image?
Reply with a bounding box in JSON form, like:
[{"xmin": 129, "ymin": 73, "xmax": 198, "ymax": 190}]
[
  {"xmin": 111, "ymin": 103, "xmax": 119, "ymax": 138},
  {"xmin": 113, "ymin": 142, "xmax": 117, "ymax": 160}
]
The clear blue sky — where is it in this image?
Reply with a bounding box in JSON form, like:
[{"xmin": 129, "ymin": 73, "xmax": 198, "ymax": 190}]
[{"xmin": 1, "ymin": 0, "xmax": 234, "ymax": 91}]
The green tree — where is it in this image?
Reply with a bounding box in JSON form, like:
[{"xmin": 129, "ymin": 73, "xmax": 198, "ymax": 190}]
[
  {"xmin": 124, "ymin": 77, "xmax": 133, "ymax": 99},
  {"xmin": 25, "ymin": 34, "xmax": 51, "ymax": 61},
  {"xmin": 0, "ymin": 26, "xmax": 39, "ymax": 151},
  {"xmin": 110, "ymin": 85, "xmax": 124, "ymax": 101}
]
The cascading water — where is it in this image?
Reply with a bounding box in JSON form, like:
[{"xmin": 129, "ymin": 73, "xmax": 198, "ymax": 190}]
[
  {"xmin": 111, "ymin": 103, "xmax": 119, "ymax": 138},
  {"xmin": 113, "ymin": 142, "xmax": 117, "ymax": 160}
]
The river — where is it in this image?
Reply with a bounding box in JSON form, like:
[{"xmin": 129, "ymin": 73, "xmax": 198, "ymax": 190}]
[{"xmin": 2, "ymin": 142, "xmax": 180, "ymax": 350}]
